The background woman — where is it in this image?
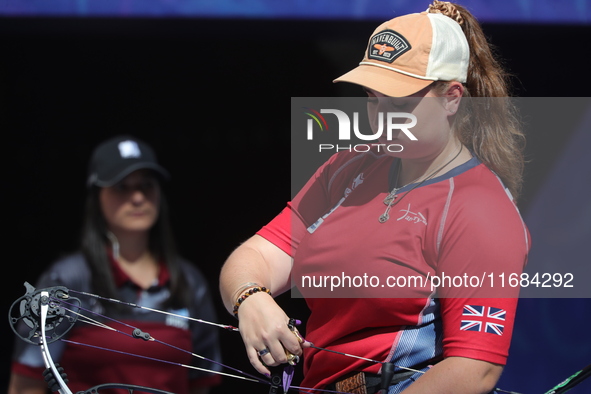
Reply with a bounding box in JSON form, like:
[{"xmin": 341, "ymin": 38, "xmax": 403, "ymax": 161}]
[{"xmin": 10, "ymin": 135, "xmax": 222, "ymax": 394}]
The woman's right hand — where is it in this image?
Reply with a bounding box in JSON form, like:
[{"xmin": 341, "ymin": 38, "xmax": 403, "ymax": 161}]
[
  {"xmin": 219, "ymin": 234, "xmax": 302, "ymax": 375},
  {"xmin": 236, "ymin": 291, "xmax": 304, "ymax": 376}
]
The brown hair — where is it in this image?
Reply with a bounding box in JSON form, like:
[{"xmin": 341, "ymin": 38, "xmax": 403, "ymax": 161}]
[
  {"xmin": 428, "ymin": 1, "xmax": 526, "ymax": 200},
  {"xmin": 81, "ymin": 183, "xmax": 190, "ymax": 311}
]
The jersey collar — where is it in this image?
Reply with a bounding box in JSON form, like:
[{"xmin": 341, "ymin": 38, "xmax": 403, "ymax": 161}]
[{"xmin": 107, "ymin": 249, "xmax": 170, "ymax": 289}]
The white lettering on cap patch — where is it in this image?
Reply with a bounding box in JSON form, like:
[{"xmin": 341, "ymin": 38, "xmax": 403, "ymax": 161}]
[
  {"xmin": 368, "ymin": 29, "xmax": 411, "ymax": 63},
  {"xmin": 118, "ymin": 140, "xmax": 141, "ymax": 158}
]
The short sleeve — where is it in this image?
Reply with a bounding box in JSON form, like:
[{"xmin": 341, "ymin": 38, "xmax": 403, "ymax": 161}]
[
  {"xmin": 257, "ymin": 151, "xmax": 377, "ymax": 256},
  {"xmin": 435, "ymin": 181, "xmax": 530, "ymax": 365}
]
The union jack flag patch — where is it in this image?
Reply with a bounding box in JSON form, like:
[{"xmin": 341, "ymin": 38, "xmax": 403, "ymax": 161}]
[{"xmin": 460, "ymin": 305, "xmax": 506, "ymax": 335}]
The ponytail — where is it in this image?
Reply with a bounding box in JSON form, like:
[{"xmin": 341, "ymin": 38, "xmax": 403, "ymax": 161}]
[{"xmin": 428, "ymin": 1, "xmax": 526, "ymax": 200}]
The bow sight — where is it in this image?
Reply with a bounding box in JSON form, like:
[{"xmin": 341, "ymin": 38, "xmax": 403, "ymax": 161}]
[
  {"xmin": 9, "ymin": 282, "xmax": 81, "ymax": 394},
  {"xmin": 9, "ymin": 282, "xmax": 80, "ymax": 346},
  {"xmin": 8, "ymin": 282, "xmax": 176, "ymax": 394}
]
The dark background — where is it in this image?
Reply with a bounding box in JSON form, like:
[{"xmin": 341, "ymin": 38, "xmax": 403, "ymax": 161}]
[{"xmin": 1, "ymin": 16, "xmax": 590, "ymax": 394}]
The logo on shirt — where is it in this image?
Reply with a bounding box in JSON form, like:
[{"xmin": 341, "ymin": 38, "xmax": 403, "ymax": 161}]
[
  {"xmin": 460, "ymin": 305, "xmax": 506, "ymax": 336},
  {"xmin": 166, "ymin": 308, "xmax": 190, "ymax": 330},
  {"xmin": 397, "ymin": 203, "xmax": 427, "ymax": 225},
  {"xmin": 344, "ymin": 173, "xmax": 365, "ymax": 198}
]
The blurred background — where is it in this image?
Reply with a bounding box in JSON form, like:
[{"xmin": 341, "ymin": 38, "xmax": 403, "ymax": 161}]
[{"xmin": 1, "ymin": 1, "xmax": 590, "ymax": 393}]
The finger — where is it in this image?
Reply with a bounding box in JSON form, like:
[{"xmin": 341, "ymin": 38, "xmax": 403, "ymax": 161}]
[
  {"xmin": 261, "ymin": 340, "xmax": 288, "ymax": 366},
  {"xmin": 280, "ymin": 329, "xmax": 305, "ymax": 357},
  {"xmin": 246, "ymin": 346, "xmax": 271, "ymax": 376},
  {"xmin": 265, "ymin": 319, "xmax": 304, "ymax": 357},
  {"xmin": 287, "ymin": 326, "xmax": 306, "ymax": 354},
  {"xmin": 257, "ymin": 347, "xmax": 271, "ymax": 358},
  {"xmin": 255, "ymin": 320, "xmax": 302, "ymax": 362}
]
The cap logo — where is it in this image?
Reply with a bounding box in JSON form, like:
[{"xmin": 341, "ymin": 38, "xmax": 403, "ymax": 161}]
[
  {"xmin": 118, "ymin": 140, "xmax": 142, "ymax": 159},
  {"xmin": 367, "ymin": 29, "xmax": 411, "ymax": 64}
]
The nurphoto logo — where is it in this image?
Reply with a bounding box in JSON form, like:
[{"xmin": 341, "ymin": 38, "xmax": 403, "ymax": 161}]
[{"xmin": 303, "ymin": 107, "xmax": 418, "ymax": 153}]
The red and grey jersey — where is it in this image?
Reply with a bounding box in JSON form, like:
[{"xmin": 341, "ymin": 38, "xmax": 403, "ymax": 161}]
[
  {"xmin": 11, "ymin": 252, "xmax": 222, "ymax": 394},
  {"xmin": 257, "ymin": 149, "xmax": 530, "ymax": 390}
]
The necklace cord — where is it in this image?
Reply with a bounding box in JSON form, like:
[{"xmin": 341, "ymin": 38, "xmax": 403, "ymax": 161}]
[{"xmin": 379, "ymin": 145, "xmax": 463, "ymax": 223}]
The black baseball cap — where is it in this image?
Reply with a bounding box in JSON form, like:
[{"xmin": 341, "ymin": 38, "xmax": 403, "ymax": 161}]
[{"xmin": 86, "ymin": 135, "xmax": 170, "ymax": 188}]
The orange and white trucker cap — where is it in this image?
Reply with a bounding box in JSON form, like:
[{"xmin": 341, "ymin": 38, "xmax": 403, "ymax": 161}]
[{"xmin": 334, "ymin": 11, "xmax": 469, "ymax": 97}]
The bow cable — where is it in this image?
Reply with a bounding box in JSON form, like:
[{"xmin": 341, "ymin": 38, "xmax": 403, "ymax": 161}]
[
  {"xmin": 13, "ymin": 283, "xmax": 591, "ymax": 394},
  {"xmin": 53, "ymin": 297, "xmax": 265, "ymax": 384},
  {"xmin": 68, "ymin": 289, "xmax": 239, "ymax": 331}
]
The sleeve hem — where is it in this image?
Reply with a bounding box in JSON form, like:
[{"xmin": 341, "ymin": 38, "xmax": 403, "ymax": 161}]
[
  {"xmin": 443, "ymin": 347, "xmax": 507, "ymax": 366},
  {"xmin": 256, "ymin": 228, "xmax": 292, "ymax": 256}
]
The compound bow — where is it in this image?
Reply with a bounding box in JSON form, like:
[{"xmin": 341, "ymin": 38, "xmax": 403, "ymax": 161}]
[{"xmin": 8, "ymin": 282, "xmax": 591, "ymax": 394}]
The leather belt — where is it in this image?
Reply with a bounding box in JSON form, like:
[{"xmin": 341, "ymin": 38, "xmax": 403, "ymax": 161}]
[{"xmin": 332, "ymin": 370, "xmax": 417, "ymax": 394}]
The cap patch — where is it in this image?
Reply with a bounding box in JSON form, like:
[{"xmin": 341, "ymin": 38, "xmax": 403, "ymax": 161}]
[
  {"xmin": 367, "ymin": 29, "xmax": 411, "ymax": 64},
  {"xmin": 118, "ymin": 140, "xmax": 142, "ymax": 159}
]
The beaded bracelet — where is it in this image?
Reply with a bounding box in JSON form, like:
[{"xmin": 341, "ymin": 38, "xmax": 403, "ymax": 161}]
[{"xmin": 233, "ymin": 286, "xmax": 272, "ymax": 318}]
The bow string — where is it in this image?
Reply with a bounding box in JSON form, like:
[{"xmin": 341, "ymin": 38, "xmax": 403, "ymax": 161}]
[{"xmin": 9, "ymin": 282, "xmax": 591, "ymax": 394}]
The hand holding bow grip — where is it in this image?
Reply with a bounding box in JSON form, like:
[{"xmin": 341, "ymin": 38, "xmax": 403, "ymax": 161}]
[{"xmin": 284, "ymin": 319, "xmax": 304, "ymax": 365}]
